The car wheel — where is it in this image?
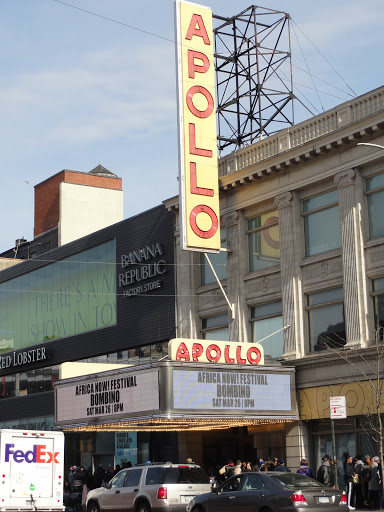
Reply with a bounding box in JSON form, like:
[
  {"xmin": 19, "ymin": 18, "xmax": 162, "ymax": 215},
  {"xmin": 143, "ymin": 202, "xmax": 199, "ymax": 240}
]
[
  {"xmin": 191, "ymin": 506, "xmax": 205, "ymax": 512},
  {"xmin": 136, "ymin": 502, "xmax": 151, "ymax": 512},
  {"xmin": 259, "ymin": 508, "xmax": 273, "ymax": 512},
  {"xmin": 87, "ymin": 501, "xmax": 100, "ymax": 512}
]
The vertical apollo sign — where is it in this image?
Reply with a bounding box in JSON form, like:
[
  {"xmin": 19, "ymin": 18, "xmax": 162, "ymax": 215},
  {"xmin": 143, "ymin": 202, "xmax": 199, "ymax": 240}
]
[{"xmin": 176, "ymin": 1, "xmax": 220, "ymax": 252}]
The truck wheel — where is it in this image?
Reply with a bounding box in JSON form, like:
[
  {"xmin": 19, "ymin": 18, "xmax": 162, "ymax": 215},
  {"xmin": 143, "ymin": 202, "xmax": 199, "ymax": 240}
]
[
  {"xmin": 136, "ymin": 502, "xmax": 151, "ymax": 512},
  {"xmin": 87, "ymin": 501, "xmax": 100, "ymax": 512}
]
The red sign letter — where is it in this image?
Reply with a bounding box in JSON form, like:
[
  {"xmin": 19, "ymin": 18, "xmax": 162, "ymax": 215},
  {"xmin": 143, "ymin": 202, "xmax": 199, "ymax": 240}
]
[
  {"xmin": 189, "ymin": 124, "xmax": 212, "ymax": 158},
  {"xmin": 247, "ymin": 346, "xmax": 262, "ymax": 365},
  {"xmin": 236, "ymin": 346, "xmax": 246, "ymax": 365},
  {"xmin": 190, "ymin": 162, "xmax": 214, "ymax": 196},
  {"xmin": 185, "ymin": 14, "xmax": 211, "ymax": 44},
  {"xmin": 186, "ymin": 86, "xmax": 214, "ymax": 119},
  {"xmin": 175, "ymin": 342, "xmax": 191, "ymax": 361},
  {"xmin": 188, "ymin": 50, "xmax": 210, "ymax": 78},
  {"xmin": 224, "ymin": 345, "xmax": 235, "ymax": 364},
  {"xmin": 192, "ymin": 343, "xmax": 204, "ymax": 361},
  {"xmin": 189, "ymin": 205, "xmax": 218, "ymax": 239},
  {"xmin": 206, "ymin": 344, "xmax": 221, "ymax": 362}
]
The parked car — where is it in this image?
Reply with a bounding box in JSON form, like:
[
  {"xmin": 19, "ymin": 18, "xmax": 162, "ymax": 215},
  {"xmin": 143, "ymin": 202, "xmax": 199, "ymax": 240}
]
[
  {"xmin": 86, "ymin": 462, "xmax": 211, "ymax": 512},
  {"xmin": 186, "ymin": 471, "xmax": 348, "ymax": 512}
]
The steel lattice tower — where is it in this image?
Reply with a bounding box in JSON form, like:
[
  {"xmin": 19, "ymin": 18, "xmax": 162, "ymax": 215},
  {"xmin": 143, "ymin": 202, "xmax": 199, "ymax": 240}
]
[{"xmin": 213, "ymin": 5, "xmax": 294, "ymax": 153}]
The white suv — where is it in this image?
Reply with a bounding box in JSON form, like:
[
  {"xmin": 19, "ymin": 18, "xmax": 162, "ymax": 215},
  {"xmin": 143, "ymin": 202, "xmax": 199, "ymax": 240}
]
[{"xmin": 86, "ymin": 462, "xmax": 211, "ymax": 512}]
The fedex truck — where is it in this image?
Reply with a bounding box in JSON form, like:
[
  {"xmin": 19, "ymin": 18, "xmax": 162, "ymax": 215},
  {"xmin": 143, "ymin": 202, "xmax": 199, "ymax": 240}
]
[{"xmin": 0, "ymin": 429, "xmax": 65, "ymax": 511}]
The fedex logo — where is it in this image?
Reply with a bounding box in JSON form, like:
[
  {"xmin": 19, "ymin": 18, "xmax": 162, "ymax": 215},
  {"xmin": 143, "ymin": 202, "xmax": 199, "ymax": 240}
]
[{"xmin": 4, "ymin": 444, "xmax": 60, "ymax": 464}]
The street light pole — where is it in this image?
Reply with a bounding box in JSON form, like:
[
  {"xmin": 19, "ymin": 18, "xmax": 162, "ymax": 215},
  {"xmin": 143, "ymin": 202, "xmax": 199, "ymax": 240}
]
[{"xmin": 357, "ymin": 142, "xmax": 384, "ymax": 150}]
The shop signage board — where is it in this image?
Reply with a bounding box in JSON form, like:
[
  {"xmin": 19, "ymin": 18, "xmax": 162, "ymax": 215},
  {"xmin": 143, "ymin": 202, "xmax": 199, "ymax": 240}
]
[
  {"xmin": 169, "ymin": 338, "xmax": 265, "ymax": 365},
  {"xmin": 329, "ymin": 395, "xmax": 347, "ymax": 419},
  {"xmin": 55, "ymin": 368, "xmax": 160, "ymax": 424},
  {"xmin": 175, "ymin": 0, "xmax": 220, "ymax": 253}
]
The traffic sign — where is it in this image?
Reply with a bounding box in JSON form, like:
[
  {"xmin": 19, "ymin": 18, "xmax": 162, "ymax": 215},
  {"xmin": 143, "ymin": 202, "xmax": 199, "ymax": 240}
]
[{"xmin": 330, "ymin": 396, "xmax": 347, "ymax": 419}]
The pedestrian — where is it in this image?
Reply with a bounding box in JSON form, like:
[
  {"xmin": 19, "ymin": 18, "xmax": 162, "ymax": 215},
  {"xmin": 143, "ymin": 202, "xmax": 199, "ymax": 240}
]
[
  {"xmin": 353, "ymin": 455, "xmax": 364, "ymax": 510},
  {"xmin": 104, "ymin": 465, "xmax": 115, "ymax": 483},
  {"xmin": 343, "ymin": 453, "xmax": 355, "ymax": 510},
  {"xmin": 67, "ymin": 466, "xmax": 75, "ymax": 490},
  {"xmin": 218, "ymin": 459, "xmax": 235, "ymax": 482},
  {"xmin": 297, "ymin": 458, "xmax": 313, "ymax": 478},
  {"xmin": 275, "ymin": 458, "xmax": 291, "ymax": 472},
  {"xmin": 317, "ymin": 455, "xmax": 335, "ymax": 487},
  {"xmin": 244, "ymin": 461, "xmax": 256, "ymax": 472},
  {"xmin": 363, "ymin": 455, "xmax": 372, "ymax": 506},
  {"xmin": 367, "ymin": 456, "xmax": 381, "ymax": 510},
  {"xmin": 234, "ymin": 460, "xmax": 242, "ymax": 475},
  {"xmin": 93, "ymin": 465, "xmax": 106, "ymax": 488}
]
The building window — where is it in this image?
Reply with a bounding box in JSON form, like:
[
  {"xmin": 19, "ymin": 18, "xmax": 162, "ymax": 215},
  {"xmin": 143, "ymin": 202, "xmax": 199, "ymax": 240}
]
[
  {"xmin": 248, "ymin": 211, "xmax": 280, "ymax": 272},
  {"xmin": 303, "ymin": 190, "xmax": 341, "ymax": 257},
  {"xmin": 366, "ymin": 173, "xmax": 384, "ymax": 239},
  {"xmin": 201, "ymin": 314, "xmax": 229, "ymax": 341},
  {"xmin": 251, "ymin": 301, "xmax": 284, "ymax": 359},
  {"xmin": 200, "ymin": 229, "xmax": 227, "ymax": 285},
  {"xmin": 372, "ymin": 278, "xmax": 384, "ymax": 338},
  {"xmin": 307, "ymin": 287, "xmax": 345, "ymax": 352}
]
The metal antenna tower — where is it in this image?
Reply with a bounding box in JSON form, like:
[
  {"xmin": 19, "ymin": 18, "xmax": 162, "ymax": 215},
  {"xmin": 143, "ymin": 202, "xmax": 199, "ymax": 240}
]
[{"xmin": 213, "ymin": 5, "xmax": 294, "ymax": 153}]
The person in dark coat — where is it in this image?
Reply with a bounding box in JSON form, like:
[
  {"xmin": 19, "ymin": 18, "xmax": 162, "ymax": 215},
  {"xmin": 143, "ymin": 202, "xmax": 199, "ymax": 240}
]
[
  {"xmin": 367, "ymin": 456, "xmax": 381, "ymax": 510},
  {"xmin": 317, "ymin": 455, "xmax": 335, "ymax": 487},
  {"xmin": 343, "ymin": 453, "xmax": 355, "ymax": 510},
  {"xmin": 353, "ymin": 455, "xmax": 365, "ymax": 509},
  {"xmin": 93, "ymin": 465, "xmax": 106, "ymax": 488},
  {"xmin": 274, "ymin": 459, "xmax": 291, "ymax": 472}
]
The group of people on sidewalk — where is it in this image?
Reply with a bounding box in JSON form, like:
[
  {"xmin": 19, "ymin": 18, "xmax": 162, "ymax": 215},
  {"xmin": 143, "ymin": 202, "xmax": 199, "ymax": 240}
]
[
  {"xmin": 341, "ymin": 453, "xmax": 382, "ymax": 510},
  {"xmin": 211, "ymin": 453, "xmax": 383, "ymax": 511}
]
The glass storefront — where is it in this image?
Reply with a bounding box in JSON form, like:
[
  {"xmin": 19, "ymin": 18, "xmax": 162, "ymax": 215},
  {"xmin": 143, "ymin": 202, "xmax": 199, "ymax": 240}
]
[{"xmin": 0, "ymin": 240, "xmax": 116, "ymax": 353}]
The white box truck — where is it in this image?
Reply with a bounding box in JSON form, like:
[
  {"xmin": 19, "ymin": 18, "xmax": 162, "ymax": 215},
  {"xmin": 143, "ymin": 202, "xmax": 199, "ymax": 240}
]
[{"xmin": 0, "ymin": 429, "xmax": 65, "ymax": 512}]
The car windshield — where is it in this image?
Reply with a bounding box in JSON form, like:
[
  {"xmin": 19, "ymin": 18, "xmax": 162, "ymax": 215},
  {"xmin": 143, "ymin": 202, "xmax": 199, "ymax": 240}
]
[
  {"xmin": 269, "ymin": 473, "xmax": 324, "ymax": 488},
  {"xmin": 163, "ymin": 467, "xmax": 210, "ymax": 484}
]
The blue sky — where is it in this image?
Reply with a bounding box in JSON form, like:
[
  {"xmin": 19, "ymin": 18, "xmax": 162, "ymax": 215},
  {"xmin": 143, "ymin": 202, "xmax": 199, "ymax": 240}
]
[{"xmin": 0, "ymin": 0, "xmax": 383, "ymax": 251}]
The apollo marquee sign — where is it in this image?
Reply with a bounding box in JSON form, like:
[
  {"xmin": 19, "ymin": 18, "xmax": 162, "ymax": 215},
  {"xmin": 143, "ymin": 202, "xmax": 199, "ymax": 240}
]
[
  {"xmin": 176, "ymin": 1, "xmax": 220, "ymax": 253},
  {"xmin": 169, "ymin": 339, "xmax": 265, "ymax": 366}
]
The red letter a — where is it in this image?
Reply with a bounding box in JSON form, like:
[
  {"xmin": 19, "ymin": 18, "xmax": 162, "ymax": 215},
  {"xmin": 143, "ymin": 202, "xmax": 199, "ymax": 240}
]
[{"xmin": 185, "ymin": 14, "xmax": 211, "ymax": 45}]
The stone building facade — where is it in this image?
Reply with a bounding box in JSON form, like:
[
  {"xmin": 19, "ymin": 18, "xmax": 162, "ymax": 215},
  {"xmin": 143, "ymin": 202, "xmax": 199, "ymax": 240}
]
[{"xmin": 166, "ymin": 85, "xmax": 384, "ymax": 470}]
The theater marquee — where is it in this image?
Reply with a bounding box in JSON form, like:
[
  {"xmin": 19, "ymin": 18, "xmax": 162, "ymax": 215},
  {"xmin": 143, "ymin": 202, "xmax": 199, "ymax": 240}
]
[
  {"xmin": 54, "ymin": 361, "xmax": 297, "ymax": 431},
  {"xmin": 175, "ymin": 0, "xmax": 220, "ymax": 253}
]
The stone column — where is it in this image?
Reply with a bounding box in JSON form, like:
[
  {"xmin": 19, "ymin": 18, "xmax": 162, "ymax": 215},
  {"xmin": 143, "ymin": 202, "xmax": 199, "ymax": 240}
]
[
  {"xmin": 334, "ymin": 169, "xmax": 368, "ymax": 346},
  {"xmin": 274, "ymin": 192, "xmax": 302, "ymax": 358},
  {"xmin": 224, "ymin": 211, "xmax": 249, "ymax": 343}
]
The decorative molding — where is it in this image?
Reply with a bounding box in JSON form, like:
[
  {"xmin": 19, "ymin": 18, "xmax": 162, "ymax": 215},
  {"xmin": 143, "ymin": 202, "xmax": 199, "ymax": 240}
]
[
  {"xmin": 359, "ymin": 160, "xmax": 384, "ymax": 178},
  {"xmin": 260, "ymin": 276, "xmax": 269, "ymax": 292},
  {"xmin": 274, "ymin": 192, "xmax": 292, "ymax": 209},
  {"xmin": 221, "ymin": 211, "xmax": 238, "ymax": 227},
  {"xmin": 334, "ymin": 168, "xmax": 355, "ymax": 188},
  {"xmin": 319, "ymin": 262, "xmax": 329, "ymax": 278},
  {"xmin": 302, "ymin": 259, "xmax": 342, "ymax": 280},
  {"xmin": 244, "ymin": 202, "xmax": 276, "ymax": 219},
  {"xmin": 297, "ymin": 180, "xmax": 335, "ymax": 201}
]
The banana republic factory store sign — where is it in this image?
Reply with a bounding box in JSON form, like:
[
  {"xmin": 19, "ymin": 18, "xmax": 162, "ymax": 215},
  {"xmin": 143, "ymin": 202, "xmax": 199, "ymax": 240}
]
[{"xmin": 54, "ymin": 340, "xmax": 298, "ymax": 432}]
